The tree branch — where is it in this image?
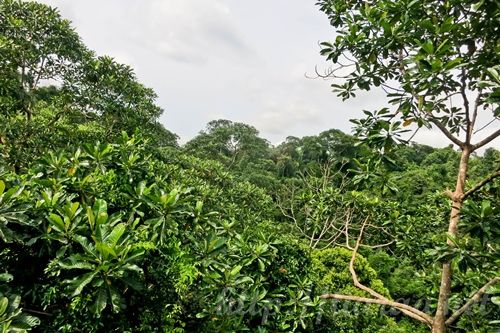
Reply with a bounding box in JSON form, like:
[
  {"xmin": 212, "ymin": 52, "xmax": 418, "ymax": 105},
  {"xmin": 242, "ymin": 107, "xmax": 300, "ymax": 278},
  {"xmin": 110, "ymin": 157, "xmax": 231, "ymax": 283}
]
[
  {"xmin": 319, "ymin": 294, "xmax": 432, "ymax": 325},
  {"xmin": 430, "ymin": 119, "xmax": 465, "ymax": 148},
  {"xmin": 23, "ymin": 308, "xmax": 53, "ymax": 316},
  {"xmin": 462, "ymin": 170, "xmax": 500, "ymax": 200},
  {"xmin": 320, "ymin": 217, "xmax": 434, "ymax": 325},
  {"xmin": 446, "ymin": 276, "xmax": 500, "ymax": 326},
  {"xmin": 474, "ymin": 117, "xmax": 498, "ymax": 135},
  {"xmin": 472, "ymin": 128, "xmax": 500, "ymax": 151},
  {"xmin": 469, "ymin": 89, "xmax": 482, "ymax": 137},
  {"xmin": 461, "ymin": 68, "xmax": 472, "ymax": 144}
]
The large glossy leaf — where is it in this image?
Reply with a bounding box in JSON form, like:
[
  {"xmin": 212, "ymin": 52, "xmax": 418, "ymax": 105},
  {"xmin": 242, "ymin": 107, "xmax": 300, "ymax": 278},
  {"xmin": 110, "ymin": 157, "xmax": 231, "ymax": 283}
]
[
  {"xmin": 105, "ymin": 223, "xmax": 125, "ymax": 247},
  {"xmin": 67, "ymin": 271, "xmax": 99, "ymax": 297},
  {"xmin": 73, "ymin": 235, "xmax": 97, "ymax": 257},
  {"xmin": 93, "ymin": 286, "xmax": 108, "ymax": 316}
]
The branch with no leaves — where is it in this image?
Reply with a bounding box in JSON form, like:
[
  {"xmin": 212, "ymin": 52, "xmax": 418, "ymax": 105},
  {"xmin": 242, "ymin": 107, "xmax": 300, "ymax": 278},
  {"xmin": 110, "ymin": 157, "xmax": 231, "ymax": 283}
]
[
  {"xmin": 309, "ymin": 63, "xmax": 356, "ymax": 80},
  {"xmin": 320, "ymin": 217, "xmax": 434, "ymax": 325},
  {"xmin": 319, "ymin": 293, "xmax": 431, "ymax": 323}
]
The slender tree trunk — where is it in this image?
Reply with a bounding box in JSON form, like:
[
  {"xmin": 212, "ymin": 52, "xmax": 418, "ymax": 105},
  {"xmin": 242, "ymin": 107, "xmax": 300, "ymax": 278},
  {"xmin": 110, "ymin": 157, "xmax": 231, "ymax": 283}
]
[{"xmin": 432, "ymin": 145, "xmax": 472, "ymax": 333}]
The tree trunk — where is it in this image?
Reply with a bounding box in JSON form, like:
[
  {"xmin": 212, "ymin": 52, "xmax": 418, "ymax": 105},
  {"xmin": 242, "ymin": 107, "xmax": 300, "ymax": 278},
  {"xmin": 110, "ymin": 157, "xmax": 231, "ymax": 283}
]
[{"xmin": 432, "ymin": 145, "xmax": 472, "ymax": 333}]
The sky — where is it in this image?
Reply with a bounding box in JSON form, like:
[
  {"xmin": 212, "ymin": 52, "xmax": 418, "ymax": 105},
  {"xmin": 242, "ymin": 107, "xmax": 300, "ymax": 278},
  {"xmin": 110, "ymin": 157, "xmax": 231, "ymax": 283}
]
[{"xmin": 38, "ymin": 0, "xmax": 498, "ymax": 150}]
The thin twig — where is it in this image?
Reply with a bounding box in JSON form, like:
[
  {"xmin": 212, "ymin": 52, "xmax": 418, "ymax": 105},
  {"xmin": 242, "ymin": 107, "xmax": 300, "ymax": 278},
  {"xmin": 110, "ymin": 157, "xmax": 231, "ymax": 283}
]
[{"xmin": 472, "ymin": 128, "xmax": 500, "ymax": 150}]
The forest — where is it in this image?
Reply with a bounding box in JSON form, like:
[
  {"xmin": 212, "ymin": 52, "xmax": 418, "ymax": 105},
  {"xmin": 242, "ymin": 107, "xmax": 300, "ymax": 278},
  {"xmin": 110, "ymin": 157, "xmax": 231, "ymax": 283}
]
[{"xmin": 0, "ymin": 0, "xmax": 499, "ymax": 332}]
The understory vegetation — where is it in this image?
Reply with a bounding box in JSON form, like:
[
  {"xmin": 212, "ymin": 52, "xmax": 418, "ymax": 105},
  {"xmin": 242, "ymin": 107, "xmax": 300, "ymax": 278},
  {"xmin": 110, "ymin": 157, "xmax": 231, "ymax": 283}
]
[{"xmin": 0, "ymin": 0, "xmax": 499, "ymax": 332}]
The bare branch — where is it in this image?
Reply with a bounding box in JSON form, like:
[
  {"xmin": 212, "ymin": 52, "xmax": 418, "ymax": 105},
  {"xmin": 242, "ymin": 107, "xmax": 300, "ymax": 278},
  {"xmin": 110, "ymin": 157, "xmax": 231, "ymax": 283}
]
[
  {"xmin": 472, "ymin": 128, "xmax": 500, "ymax": 151},
  {"xmin": 320, "ymin": 294, "xmax": 432, "ymax": 325},
  {"xmin": 443, "ymin": 189, "xmax": 454, "ymax": 200},
  {"xmin": 474, "ymin": 117, "xmax": 498, "ymax": 135},
  {"xmin": 460, "ymin": 68, "xmax": 472, "ymax": 144},
  {"xmin": 446, "ymin": 276, "xmax": 500, "ymax": 326},
  {"xmin": 404, "ymin": 126, "xmax": 421, "ymax": 144},
  {"xmin": 309, "ymin": 63, "xmax": 356, "ymax": 80},
  {"xmin": 23, "ymin": 308, "xmax": 53, "ymax": 317},
  {"xmin": 313, "ymin": 215, "xmax": 333, "ymax": 249},
  {"xmin": 469, "ymin": 89, "xmax": 482, "ymax": 136},
  {"xmin": 360, "ymin": 239, "xmax": 395, "ymax": 249},
  {"xmin": 462, "ymin": 170, "xmax": 500, "ymax": 200},
  {"xmin": 339, "ymin": 217, "xmax": 433, "ymax": 323},
  {"xmin": 348, "ymin": 218, "xmax": 387, "ymax": 299},
  {"xmin": 345, "ymin": 210, "xmax": 353, "ymax": 250},
  {"xmin": 381, "ymin": 83, "xmax": 404, "ymax": 93}
]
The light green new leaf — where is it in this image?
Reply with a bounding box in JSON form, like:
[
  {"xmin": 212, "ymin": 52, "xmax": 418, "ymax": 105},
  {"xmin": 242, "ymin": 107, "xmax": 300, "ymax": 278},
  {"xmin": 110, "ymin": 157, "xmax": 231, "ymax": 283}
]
[
  {"xmin": 48, "ymin": 213, "xmax": 65, "ymax": 232},
  {"xmin": 230, "ymin": 265, "xmax": 242, "ymax": 277},
  {"xmin": 105, "ymin": 223, "xmax": 125, "ymax": 247},
  {"xmin": 0, "ymin": 297, "xmax": 8, "ymax": 316}
]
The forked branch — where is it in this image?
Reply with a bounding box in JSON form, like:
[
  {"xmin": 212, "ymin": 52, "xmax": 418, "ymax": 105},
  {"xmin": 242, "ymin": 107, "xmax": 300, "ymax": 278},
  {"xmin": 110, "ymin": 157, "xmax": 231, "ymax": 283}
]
[{"xmin": 320, "ymin": 217, "xmax": 433, "ymax": 325}]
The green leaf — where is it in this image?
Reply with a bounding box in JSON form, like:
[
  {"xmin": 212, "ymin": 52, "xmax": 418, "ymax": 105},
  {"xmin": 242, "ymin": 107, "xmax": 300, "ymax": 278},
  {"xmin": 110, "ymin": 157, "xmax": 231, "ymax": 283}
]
[
  {"xmin": 69, "ymin": 202, "xmax": 80, "ymax": 218},
  {"xmin": 58, "ymin": 258, "xmax": 94, "ymax": 270},
  {"xmin": 94, "ymin": 286, "xmax": 108, "ymax": 315},
  {"xmin": 73, "ymin": 235, "xmax": 97, "ymax": 256},
  {"xmin": 208, "ymin": 237, "xmax": 226, "ymax": 253},
  {"xmin": 480, "ymin": 200, "xmax": 492, "ymax": 218},
  {"xmin": 105, "ymin": 223, "xmax": 125, "ymax": 246},
  {"xmin": 93, "ymin": 199, "xmax": 108, "ymax": 226},
  {"xmin": 109, "ymin": 287, "xmax": 122, "ymax": 313},
  {"xmin": 67, "ymin": 271, "xmax": 98, "ymax": 297},
  {"xmin": 48, "ymin": 213, "xmax": 65, "ymax": 232},
  {"xmin": 122, "ymin": 263, "xmax": 143, "ymax": 274},
  {"xmin": 421, "ymin": 41, "xmax": 434, "ymax": 54},
  {"xmin": 96, "ymin": 242, "xmax": 117, "ymax": 258},
  {"xmin": 0, "ymin": 273, "xmax": 13, "ymax": 283},
  {"xmin": 11, "ymin": 313, "xmax": 41, "ymax": 329},
  {"xmin": 230, "ymin": 265, "xmax": 242, "ymax": 276},
  {"xmin": 195, "ymin": 312, "xmax": 209, "ymax": 319},
  {"xmin": 258, "ymin": 259, "xmax": 265, "ymax": 272},
  {"xmin": 123, "ymin": 248, "xmax": 145, "ymax": 263},
  {"xmin": 87, "ymin": 206, "xmax": 95, "ymax": 230},
  {"xmin": 435, "ymin": 39, "xmax": 450, "ymax": 54},
  {"xmin": 235, "ymin": 276, "xmax": 253, "ymax": 285},
  {"xmin": 0, "ymin": 297, "xmax": 8, "ymax": 316}
]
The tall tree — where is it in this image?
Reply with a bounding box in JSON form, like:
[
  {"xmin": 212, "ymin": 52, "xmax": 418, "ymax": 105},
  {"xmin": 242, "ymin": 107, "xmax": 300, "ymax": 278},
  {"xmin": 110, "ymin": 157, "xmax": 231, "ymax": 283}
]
[
  {"xmin": 184, "ymin": 120, "xmax": 277, "ymax": 189},
  {"xmin": 0, "ymin": 0, "xmax": 86, "ymax": 119},
  {"xmin": 0, "ymin": 0, "xmax": 177, "ymax": 170},
  {"xmin": 317, "ymin": 0, "xmax": 500, "ymax": 331},
  {"xmin": 184, "ymin": 120, "xmax": 270, "ymax": 167}
]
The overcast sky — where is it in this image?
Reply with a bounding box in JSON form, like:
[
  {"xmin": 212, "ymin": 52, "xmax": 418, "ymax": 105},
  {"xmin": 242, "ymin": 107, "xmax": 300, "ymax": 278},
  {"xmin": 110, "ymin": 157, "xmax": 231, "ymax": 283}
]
[{"xmin": 38, "ymin": 0, "xmax": 498, "ymax": 150}]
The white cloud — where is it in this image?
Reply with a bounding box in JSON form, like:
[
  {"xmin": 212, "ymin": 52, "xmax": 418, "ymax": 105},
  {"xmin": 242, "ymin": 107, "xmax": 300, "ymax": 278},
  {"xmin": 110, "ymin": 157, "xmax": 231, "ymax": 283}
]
[
  {"xmin": 36, "ymin": 0, "xmax": 500, "ymax": 153},
  {"xmin": 130, "ymin": 0, "xmax": 253, "ymax": 65}
]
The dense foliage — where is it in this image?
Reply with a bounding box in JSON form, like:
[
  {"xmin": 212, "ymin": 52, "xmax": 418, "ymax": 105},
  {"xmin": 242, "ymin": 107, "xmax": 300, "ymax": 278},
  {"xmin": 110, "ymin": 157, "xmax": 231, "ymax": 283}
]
[{"xmin": 0, "ymin": 1, "xmax": 498, "ymax": 332}]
